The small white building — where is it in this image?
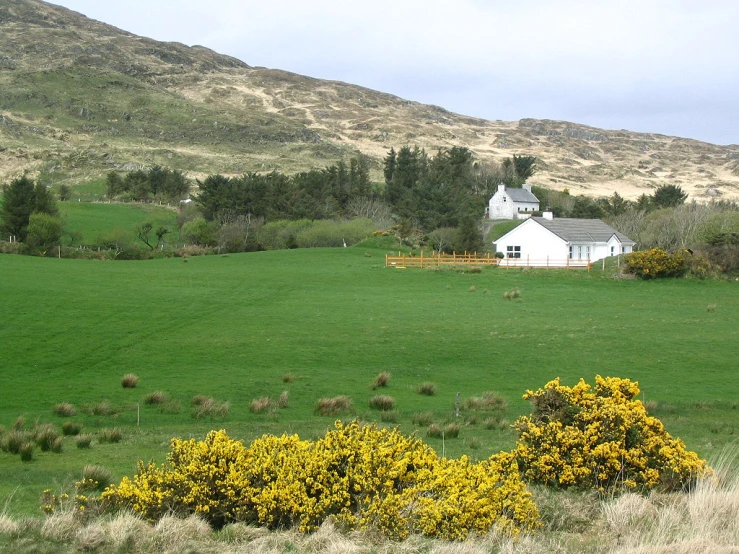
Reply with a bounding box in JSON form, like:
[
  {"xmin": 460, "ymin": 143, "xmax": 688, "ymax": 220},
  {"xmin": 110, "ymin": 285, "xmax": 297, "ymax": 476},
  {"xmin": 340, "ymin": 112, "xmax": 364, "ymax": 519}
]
[
  {"xmin": 494, "ymin": 212, "xmax": 635, "ymax": 267},
  {"xmin": 486, "ymin": 183, "xmax": 540, "ymax": 220}
]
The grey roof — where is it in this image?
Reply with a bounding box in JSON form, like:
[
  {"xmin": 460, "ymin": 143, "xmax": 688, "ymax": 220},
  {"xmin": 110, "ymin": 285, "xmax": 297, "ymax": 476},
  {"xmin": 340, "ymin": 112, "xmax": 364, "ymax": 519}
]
[
  {"xmin": 533, "ymin": 217, "xmax": 634, "ymax": 244},
  {"xmin": 505, "ymin": 187, "xmax": 539, "ymax": 203}
]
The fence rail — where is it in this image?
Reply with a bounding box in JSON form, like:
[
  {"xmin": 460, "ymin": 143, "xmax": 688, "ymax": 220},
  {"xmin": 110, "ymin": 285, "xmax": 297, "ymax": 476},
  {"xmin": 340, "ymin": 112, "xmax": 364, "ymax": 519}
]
[
  {"xmin": 385, "ymin": 251, "xmax": 592, "ymax": 270},
  {"xmin": 385, "ymin": 251, "xmax": 499, "ymax": 268}
]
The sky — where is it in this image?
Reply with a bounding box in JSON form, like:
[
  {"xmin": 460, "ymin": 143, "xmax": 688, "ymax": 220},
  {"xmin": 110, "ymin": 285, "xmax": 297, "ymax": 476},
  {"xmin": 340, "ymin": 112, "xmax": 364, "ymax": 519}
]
[{"xmin": 52, "ymin": 0, "xmax": 739, "ymax": 146}]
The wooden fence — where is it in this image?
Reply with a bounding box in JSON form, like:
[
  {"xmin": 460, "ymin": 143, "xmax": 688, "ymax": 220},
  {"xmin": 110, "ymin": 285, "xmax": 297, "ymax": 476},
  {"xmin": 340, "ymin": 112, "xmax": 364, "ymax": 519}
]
[
  {"xmin": 385, "ymin": 251, "xmax": 592, "ymax": 270},
  {"xmin": 385, "ymin": 251, "xmax": 499, "ymax": 268}
]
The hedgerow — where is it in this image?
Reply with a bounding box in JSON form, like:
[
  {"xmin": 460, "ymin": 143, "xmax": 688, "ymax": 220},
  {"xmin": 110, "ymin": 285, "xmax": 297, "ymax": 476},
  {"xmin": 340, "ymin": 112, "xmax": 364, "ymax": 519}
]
[
  {"xmin": 102, "ymin": 421, "xmax": 539, "ymax": 540},
  {"xmin": 513, "ymin": 376, "xmax": 709, "ymax": 493}
]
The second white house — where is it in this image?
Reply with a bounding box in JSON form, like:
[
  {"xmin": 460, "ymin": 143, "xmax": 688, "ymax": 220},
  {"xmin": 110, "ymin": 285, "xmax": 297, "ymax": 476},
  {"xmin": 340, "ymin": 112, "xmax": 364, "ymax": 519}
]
[{"xmin": 494, "ymin": 212, "xmax": 635, "ymax": 266}]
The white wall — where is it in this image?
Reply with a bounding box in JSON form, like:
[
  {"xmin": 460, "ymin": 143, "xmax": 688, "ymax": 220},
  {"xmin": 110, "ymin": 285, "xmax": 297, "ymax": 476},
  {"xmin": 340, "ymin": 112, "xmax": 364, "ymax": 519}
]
[{"xmin": 494, "ymin": 220, "xmax": 567, "ymax": 262}]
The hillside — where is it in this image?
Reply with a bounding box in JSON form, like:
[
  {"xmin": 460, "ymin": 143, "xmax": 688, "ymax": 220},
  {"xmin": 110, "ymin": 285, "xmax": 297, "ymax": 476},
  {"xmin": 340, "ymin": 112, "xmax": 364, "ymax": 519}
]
[{"xmin": 2, "ymin": 0, "xmax": 739, "ymax": 200}]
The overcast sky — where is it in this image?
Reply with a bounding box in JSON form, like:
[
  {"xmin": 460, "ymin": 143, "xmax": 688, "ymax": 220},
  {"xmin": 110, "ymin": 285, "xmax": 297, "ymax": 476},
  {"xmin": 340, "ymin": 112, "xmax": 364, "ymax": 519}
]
[{"xmin": 52, "ymin": 0, "xmax": 739, "ymax": 146}]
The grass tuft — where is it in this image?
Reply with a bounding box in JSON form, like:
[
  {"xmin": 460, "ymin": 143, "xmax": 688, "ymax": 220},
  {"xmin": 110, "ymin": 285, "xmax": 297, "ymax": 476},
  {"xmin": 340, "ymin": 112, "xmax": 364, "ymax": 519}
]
[
  {"xmin": 76, "ymin": 434, "xmax": 93, "ymax": 449},
  {"xmin": 121, "ymin": 374, "xmax": 139, "ymax": 389},
  {"xmin": 98, "ymin": 428, "xmax": 123, "ymax": 443},
  {"xmin": 82, "ymin": 465, "xmax": 114, "ymax": 490},
  {"xmin": 463, "ymin": 391, "xmax": 507, "ymax": 412},
  {"xmin": 249, "ymin": 397, "xmax": 275, "ymax": 414},
  {"xmin": 193, "ymin": 397, "xmax": 230, "ymax": 419},
  {"xmin": 52, "ymin": 403, "xmax": 77, "ymax": 417},
  {"xmin": 417, "ymin": 382, "xmax": 436, "ymax": 396},
  {"xmin": 282, "ymin": 373, "xmax": 294, "ymax": 383},
  {"xmin": 278, "ymin": 391, "xmax": 289, "ymax": 409},
  {"xmin": 19, "ymin": 442, "xmax": 34, "ymax": 462},
  {"xmin": 412, "ymin": 411, "xmax": 434, "ymax": 426},
  {"xmin": 368, "ymin": 395, "xmax": 395, "ymax": 411},
  {"xmin": 315, "ymin": 396, "xmax": 353, "ymax": 416},
  {"xmin": 143, "ymin": 391, "xmax": 168, "ymax": 405},
  {"xmin": 371, "ymin": 371, "xmax": 391, "ymax": 390}
]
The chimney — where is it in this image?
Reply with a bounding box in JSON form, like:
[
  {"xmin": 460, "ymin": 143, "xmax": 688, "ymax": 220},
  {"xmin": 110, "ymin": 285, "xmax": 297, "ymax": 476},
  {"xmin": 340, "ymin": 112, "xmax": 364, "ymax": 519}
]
[
  {"xmin": 542, "ymin": 207, "xmax": 553, "ymax": 220},
  {"xmin": 522, "ymin": 183, "xmax": 531, "ymax": 192},
  {"xmin": 498, "ymin": 184, "xmax": 506, "ymax": 193}
]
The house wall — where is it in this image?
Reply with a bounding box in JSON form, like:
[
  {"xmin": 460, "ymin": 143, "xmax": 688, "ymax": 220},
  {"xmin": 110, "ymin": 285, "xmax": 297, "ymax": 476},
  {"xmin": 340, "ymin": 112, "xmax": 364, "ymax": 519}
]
[
  {"xmin": 489, "ymin": 191, "xmax": 515, "ymax": 219},
  {"xmin": 494, "ymin": 220, "xmax": 567, "ymax": 262}
]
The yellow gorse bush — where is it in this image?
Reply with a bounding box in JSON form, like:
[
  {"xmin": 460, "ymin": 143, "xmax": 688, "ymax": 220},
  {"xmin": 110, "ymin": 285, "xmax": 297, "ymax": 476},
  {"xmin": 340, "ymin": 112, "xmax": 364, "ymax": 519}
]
[
  {"xmin": 624, "ymin": 248, "xmax": 689, "ymax": 278},
  {"xmin": 102, "ymin": 421, "xmax": 539, "ymax": 539},
  {"xmin": 513, "ymin": 376, "xmax": 709, "ymax": 493}
]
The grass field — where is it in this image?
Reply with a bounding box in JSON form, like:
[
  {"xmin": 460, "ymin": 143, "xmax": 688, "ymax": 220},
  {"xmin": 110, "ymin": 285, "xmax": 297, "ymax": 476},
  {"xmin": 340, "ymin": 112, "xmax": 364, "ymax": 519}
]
[
  {"xmin": 1, "ymin": 247, "xmax": 738, "ymax": 515},
  {"xmin": 58, "ymin": 201, "xmax": 179, "ymax": 247}
]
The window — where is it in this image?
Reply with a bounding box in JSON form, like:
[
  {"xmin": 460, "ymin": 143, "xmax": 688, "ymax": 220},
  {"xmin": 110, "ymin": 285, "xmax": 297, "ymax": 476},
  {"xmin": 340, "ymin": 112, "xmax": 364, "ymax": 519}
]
[
  {"xmin": 622, "ymin": 247, "xmax": 625, "ymax": 253},
  {"xmin": 503, "ymin": 196, "xmax": 507, "ymax": 202},
  {"xmin": 569, "ymin": 246, "xmax": 573, "ymax": 259},
  {"xmin": 610, "ymin": 246, "xmax": 615, "ymax": 256},
  {"xmin": 506, "ymin": 245, "xmax": 521, "ymax": 258}
]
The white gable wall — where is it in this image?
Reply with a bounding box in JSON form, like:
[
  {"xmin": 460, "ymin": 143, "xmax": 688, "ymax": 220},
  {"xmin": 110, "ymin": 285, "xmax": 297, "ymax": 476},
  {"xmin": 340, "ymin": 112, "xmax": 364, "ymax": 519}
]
[{"xmin": 494, "ymin": 220, "xmax": 567, "ymax": 262}]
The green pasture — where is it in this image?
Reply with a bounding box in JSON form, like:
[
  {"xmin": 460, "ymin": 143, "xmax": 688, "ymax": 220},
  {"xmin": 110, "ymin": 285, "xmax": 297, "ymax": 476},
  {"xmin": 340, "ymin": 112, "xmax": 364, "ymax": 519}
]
[
  {"xmin": 1, "ymin": 248, "xmax": 738, "ymax": 515},
  {"xmin": 58, "ymin": 201, "xmax": 179, "ymax": 246}
]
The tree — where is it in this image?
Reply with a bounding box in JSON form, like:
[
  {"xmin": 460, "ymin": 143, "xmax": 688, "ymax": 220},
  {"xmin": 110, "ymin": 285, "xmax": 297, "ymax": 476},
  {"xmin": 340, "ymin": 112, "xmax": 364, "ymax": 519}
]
[
  {"xmin": 652, "ymin": 184, "xmax": 687, "ymax": 209},
  {"xmin": 135, "ymin": 222, "xmax": 155, "ymax": 250},
  {"xmin": 27, "ymin": 212, "xmax": 63, "ymax": 252},
  {"xmin": 427, "ymin": 227, "xmax": 456, "ymax": 253},
  {"xmin": 1, "ymin": 176, "xmax": 36, "ymax": 241},
  {"xmin": 569, "ymin": 196, "xmax": 605, "ymax": 219},
  {"xmin": 33, "ymin": 183, "xmax": 59, "ymax": 217},
  {"xmin": 58, "ymin": 184, "xmax": 71, "ymax": 202},
  {"xmin": 106, "ymin": 172, "xmax": 124, "ymax": 199},
  {"xmin": 454, "ymin": 216, "xmax": 484, "ymax": 253}
]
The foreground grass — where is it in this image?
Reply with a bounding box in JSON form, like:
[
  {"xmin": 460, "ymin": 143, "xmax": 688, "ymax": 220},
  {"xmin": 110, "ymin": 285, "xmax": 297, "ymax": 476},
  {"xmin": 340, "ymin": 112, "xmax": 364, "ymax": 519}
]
[
  {"xmin": 1, "ymin": 453, "xmax": 737, "ymax": 553},
  {"xmin": 1, "ymin": 248, "xmax": 738, "ymax": 515}
]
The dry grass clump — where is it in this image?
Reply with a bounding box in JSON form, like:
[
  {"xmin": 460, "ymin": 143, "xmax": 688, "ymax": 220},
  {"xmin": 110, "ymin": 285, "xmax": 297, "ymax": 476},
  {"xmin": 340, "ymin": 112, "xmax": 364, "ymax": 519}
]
[
  {"xmin": 0, "ymin": 513, "xmax": 20, "ymax": 536},
  {"xmin": 153, "ymin": 514, "xmax": 212, "ymax": 550},
  {"xmin": 468, "ymin": 285, "xmax": 476, "ymax": 292},
  {"xmin": 249, "ymin": 397, "xmax": 276, "ymax": 414},
  {"xmin": 98, "ymin": 428, "xmax": 122, "ymax": 444},
  {"xmin": 426, "ymin": 423, "xmax": 443, "ymax": 438},
  {"xmin": 19, "ymin": 441, "xmax": 34, "ymax": 461},
  {"xmin": 143, "ymin": 391, "xmax": 168, "ymax": 405},
  {"xmin": 412, "ymin": 411, "xmax": 434, "ymax": 426},
  {"xmin": 315, "ymin": 395, "xmax": 353, "ymax": 416},
  {"xmin": 372, "ymin": 371, "xmax": 391, "ymax": 390},
  {"xmin": 426, "ymin": 423, "xmax": 460, "ymax": 439},
  {"xmin": 503, "ymin": 288, "xmax": 521, "ymax": 300},
  {"xmin": 12, "ymin": 416, "xmax": 25, "ymax": 430},
  {"xmin": 34, "ymin": 423, "xmax": 61, "ymax": 452},
  {"xmin": 282, "ymin": 373, "xmax": 294, "ymax": 383},
  {"xmin": 40, "ymin": 510, "xmax": 78, "ymax": 541},
  {"xmin": 278, "ymin": 391, "xmax": 289, "ymax": 409},
  {"xmin": 380, "ymin": 410, "xmax": 399, "ymax": 423},
  {"xmin": 84, "ymin": 400, "xmax": 117, "ymax": 417},
  {"xmin": 707, "ymin": 304, "xmax": 717, "ymax": 312},
  {"xmin": 463, "ymin": 391, "xmax": 507, "ymax": 412},
  {"xmin": 121, "ymin": 373, "xmax": 139, "ymax": 388},
  {"xmin": 368, "ymin": 395, "xmax": 395, "ymax": 411},
  {"xmin": 193, "ymin": 397, "xmax": 230, "ymax": 419},
  {"xmin": 483, "ymin": 416, "xmax": 509, "ymax": 431},
  {"xmin": 417, "ymin": 382, "xmax": 436, "ymax": 396},
  {"xmin": 443, "ymin": 423, "xmax": 461, "ymax": 438},
  {"xmin": 4, "ymin": 429, "xmax": 31, "ymax": 454},
  {"xmin": 52, "ymin": 402, "xmax": 76, "ymax": 417},
  {"xmin": 76, "ymin": 434, "xmax": 93, "ymax": 448}
]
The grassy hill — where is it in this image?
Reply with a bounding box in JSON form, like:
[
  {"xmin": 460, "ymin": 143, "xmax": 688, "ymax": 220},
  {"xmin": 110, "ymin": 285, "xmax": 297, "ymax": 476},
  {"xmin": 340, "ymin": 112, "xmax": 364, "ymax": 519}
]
[
  {"xmin": 1, "ymin": 0, "xmax": 739, "ymax": 201},
  {"xmin": 1, "ymin": 247, "xmax": 737, "ymax": 514}
]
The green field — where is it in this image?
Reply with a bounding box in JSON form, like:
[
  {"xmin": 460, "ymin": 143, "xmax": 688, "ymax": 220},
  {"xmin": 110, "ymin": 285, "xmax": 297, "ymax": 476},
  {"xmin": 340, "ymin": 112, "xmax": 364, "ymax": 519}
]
[
  {"xmin": 1, "ymin": 248, "xmax": 738, "ymax": 515},
  {"xmin": 58, "ymin": 201, "xmax": 179, "ymax": 246}
]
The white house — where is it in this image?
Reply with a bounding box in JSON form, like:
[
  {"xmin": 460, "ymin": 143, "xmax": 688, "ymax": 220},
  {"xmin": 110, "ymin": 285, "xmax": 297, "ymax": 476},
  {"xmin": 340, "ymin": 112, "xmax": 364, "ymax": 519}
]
[
  {"xmin": 486, "ymin": 183, "xmax": 540, "ymax": 220},
  {"xmin": 494, "ymin": 212, "xmax": 635, "ymax": 267}
]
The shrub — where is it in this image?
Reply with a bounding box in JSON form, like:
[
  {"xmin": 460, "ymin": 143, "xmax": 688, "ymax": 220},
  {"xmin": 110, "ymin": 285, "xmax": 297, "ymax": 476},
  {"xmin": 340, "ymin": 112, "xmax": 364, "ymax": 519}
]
[
  {"xmin": 82, "ymin": 465, "xmax": 114, "ymax": 491},
  {"xmin": 98, "ymin": 428, "xmax": 123, "ymax": 444},
  {"xmin": 368, "ymin": 395, "xmax": 395, "ymax": 411},
  {"xmin": 34, "ymin": 424, "xmax": 61, "ymax": 452},
  {"xmin": 417, "ymin": 382, "xmax": 436, "ymax": 396},
  {"xmin": 315, "ymin": 396, "xmax": 353, "ymax": 416},
  {"xmin": 103, "ymin": 422, "xmax": 538, "ymax": 540},
  {"xmin": 249, "ymin": 397, "xmax": 275, "ymax": 414},
  {"xmin": 513, "ymin": 376, "xmax": 710, "ymax": 493},
  {"xmin": 372, "ymin": 372, "xmax": 391, "ymax": 390},
  {"xmin": 121, "ymin": 374, "xmax": 139, "ymax": 389},
  {"xmin": 144, "ymin": 391, "xmax": 168, "ymax": 405},
  {"xmin": 193, "ymin": 398, "xmax": 230, "ymax": 419},
  {"xmin": 412, "ymin": 411, "xmax": 434, "ymax": 426},
  {"xmin": 76, "ymin": 434, "xmax": 93, "ymax": 449},
  {"xmin": 53, "ymin": 403, "xmax": 77, "ymax": 417},
  {"xmin": 624, "ymin": 248, "xmax": 689, "ymax": 279}
]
